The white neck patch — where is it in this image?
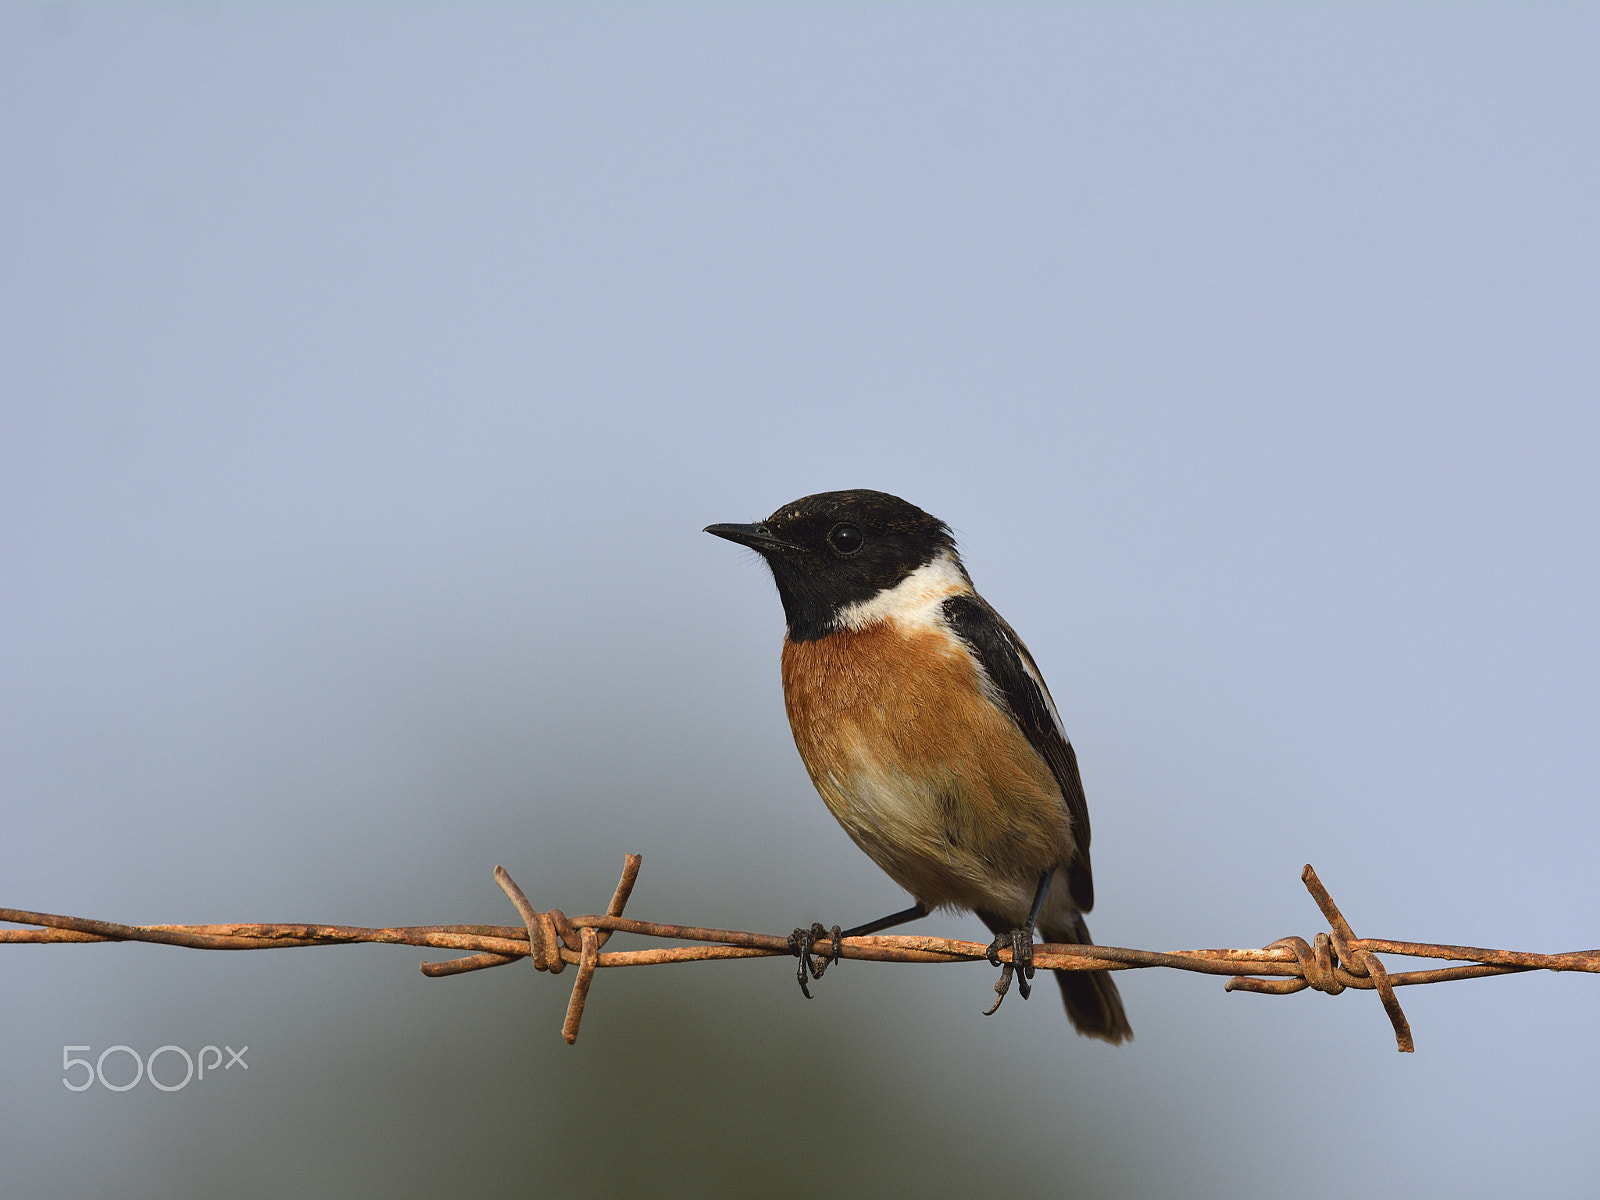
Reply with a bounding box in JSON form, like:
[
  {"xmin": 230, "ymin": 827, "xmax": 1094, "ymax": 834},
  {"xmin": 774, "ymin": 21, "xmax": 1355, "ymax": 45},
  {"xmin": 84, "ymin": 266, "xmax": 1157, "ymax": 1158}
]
[{"xmin": 835, "ymin": 549, "xmax": 973, "ymax": 632}]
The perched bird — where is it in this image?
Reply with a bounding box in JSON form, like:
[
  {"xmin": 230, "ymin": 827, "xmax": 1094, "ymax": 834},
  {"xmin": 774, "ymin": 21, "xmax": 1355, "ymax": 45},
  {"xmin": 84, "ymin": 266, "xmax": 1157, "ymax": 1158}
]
[{"xmin": 706, "ymin": 489, "xmax": 1131, "ymax": 1042}]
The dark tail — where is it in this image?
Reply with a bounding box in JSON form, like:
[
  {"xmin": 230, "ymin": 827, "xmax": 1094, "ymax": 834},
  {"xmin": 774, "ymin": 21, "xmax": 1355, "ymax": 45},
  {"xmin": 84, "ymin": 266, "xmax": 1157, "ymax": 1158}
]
[{"xmin": 1039, "ymin": 913, "xmax": 1132, "ymax": 1044}]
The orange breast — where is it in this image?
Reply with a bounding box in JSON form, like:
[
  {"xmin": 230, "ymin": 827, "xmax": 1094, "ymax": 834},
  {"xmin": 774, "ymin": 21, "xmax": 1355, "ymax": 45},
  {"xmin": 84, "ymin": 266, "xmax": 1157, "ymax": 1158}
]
[{"xmin": 780, "ymin": 622, "xmax": 1074, "ymax": 914}]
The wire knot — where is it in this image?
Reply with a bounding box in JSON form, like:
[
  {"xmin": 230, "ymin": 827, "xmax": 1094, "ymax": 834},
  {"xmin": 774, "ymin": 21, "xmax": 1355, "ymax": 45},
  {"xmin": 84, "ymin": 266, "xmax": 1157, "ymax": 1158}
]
[
  {"xmin": 1264, "ymin": 934, "xmax": 1346, "ymax": 994},
  {"xmin": 529, "ymin": 909, "xmax": 572, "ymax": 973},
  {"xmin": 1225, "ymin": 865, "xmax": 1416, "ymax": 1052},
  {"xmin": 493, "ymin": 858, "xmax": 641, "ymax": 1043}
]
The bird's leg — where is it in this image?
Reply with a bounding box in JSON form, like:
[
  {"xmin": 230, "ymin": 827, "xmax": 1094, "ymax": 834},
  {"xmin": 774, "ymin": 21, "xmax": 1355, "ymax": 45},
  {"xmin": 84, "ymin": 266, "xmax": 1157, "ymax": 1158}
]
[
  {"xmin": 983, "ymin": 870, "xmax": 1054, "ymax": 1016},
  {"xmin": 839, "ymin": 901, "xmax": 929, "ymax": 939},
  {"xmin": 787, "ymin": 901, "xmax": 929, "ymax": 998}
]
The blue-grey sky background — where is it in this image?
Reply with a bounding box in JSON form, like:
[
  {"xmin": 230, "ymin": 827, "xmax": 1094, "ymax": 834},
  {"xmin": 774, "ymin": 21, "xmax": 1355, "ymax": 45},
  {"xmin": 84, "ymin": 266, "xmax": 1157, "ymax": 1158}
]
[{"xmin": 3, "ymin": 5, "xmax": 1597, "ymax": 1197}]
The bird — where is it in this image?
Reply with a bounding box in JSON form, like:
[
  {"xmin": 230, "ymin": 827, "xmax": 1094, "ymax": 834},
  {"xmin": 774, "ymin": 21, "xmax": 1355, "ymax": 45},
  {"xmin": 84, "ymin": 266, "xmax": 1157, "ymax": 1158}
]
[{"xmin": 705, "ymin": 489, "xmax": 1131, "ymax": 1043}]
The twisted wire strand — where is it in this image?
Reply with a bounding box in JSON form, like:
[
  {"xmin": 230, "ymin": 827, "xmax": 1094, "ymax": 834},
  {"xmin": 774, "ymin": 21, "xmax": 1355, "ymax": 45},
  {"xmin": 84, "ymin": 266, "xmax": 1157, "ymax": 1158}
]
[{"xmin": 4, "ymin": 860, "xmax": 1595, "ymax": 1049}]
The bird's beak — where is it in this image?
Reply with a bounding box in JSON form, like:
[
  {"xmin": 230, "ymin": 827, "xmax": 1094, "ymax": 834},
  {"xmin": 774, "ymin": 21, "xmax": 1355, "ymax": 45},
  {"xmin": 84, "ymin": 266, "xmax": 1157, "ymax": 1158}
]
[{"xmin": 704, "ymin": 522, "xmax": 800, "ymax": 553}]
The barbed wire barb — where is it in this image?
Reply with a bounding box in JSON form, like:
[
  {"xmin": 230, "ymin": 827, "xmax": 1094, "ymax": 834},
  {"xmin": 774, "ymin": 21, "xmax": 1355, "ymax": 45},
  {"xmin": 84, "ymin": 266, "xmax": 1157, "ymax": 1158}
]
[{"xmin": 5, "ymin": 857, "xmax": 1596, "ymax": 1050}]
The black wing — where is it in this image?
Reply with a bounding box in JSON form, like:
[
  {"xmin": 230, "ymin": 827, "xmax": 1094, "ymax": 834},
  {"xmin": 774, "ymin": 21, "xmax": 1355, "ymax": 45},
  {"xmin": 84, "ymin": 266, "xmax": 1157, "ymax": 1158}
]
[{"xmin": 942, "ymin": 593, "xmax": 1095, "ymax": 912}]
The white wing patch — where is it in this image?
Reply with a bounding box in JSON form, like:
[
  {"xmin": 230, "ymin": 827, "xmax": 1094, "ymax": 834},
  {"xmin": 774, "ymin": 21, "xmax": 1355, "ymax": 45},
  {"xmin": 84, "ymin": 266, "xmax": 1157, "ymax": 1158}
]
[
  {"xmin": 1006, "ymin": 628, "xmax": 1072, "ymax": 747},
  {"xmin": 834, "ymin": 549, "xmax": 973, "ymax": 633},
  {"xmin": 948, "ymin": 598, "xmax": 1074, "ymax": 751}
]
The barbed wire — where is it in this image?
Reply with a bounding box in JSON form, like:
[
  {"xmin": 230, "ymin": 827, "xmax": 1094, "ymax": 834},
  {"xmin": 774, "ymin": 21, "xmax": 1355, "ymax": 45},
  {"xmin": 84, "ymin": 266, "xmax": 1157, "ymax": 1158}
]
[{"xmin": 4, "ymin": 858, "xmax": 1595, "ymax": 1051}]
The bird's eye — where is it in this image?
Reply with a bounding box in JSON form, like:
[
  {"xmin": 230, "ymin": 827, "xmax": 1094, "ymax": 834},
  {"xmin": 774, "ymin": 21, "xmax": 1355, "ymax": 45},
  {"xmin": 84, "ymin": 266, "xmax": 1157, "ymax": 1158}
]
[{"xmin": 826, "ymin": 523, "xmax": 864, "ymax": 556}]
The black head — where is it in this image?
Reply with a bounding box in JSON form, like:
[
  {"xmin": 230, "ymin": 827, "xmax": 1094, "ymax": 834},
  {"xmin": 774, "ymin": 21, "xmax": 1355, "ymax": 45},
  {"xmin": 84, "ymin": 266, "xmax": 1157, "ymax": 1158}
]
[{"xmin": 705, "ymin": 489, "xmax": 962, "ymax": 641}]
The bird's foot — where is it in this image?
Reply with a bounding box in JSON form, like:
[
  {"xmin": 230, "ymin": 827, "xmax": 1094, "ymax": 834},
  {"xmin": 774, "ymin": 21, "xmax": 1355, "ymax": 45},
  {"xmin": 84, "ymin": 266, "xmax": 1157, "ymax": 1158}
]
[
  {"xmin": 983, "ymin": 927, "xmax": 1037, "ymax": 1015},
  {"xmin": 787, "ymin": 922, "xmax": 843, "ymax": 999}
]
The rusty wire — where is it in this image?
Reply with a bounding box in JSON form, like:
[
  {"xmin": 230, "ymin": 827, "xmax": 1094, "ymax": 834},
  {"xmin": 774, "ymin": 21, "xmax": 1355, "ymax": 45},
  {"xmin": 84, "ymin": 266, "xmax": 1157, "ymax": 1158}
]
[{"xmin": 4, "ymin": 858, "xmax": 1595, "ymax": 1050}]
